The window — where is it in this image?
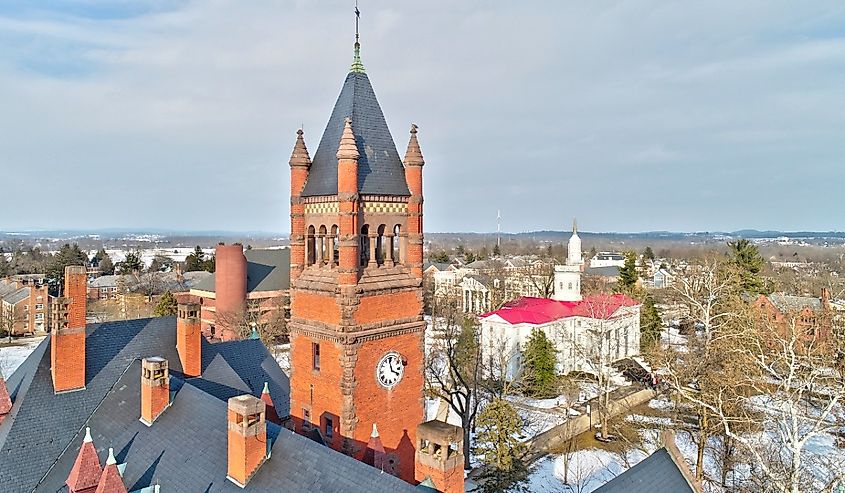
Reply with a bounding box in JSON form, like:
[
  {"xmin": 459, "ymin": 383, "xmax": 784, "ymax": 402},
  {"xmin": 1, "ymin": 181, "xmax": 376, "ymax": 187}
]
[
  {"xmin": 324, "ymin": 416, "xmax": 334, "ymax": 439},
  {"xmin": 35, "ymin": 304, "xmax": 43, "ymax": 310},
  {"xmin": 35, "ymin": 313, "xmax": 44, "ymax": 320},
  {"xmin": 568, "ymin": 282, "xmax": 573, "ymax": 290},
  {"xmin": 312, "ymin": 343, "xmax": 321, "ymax": 371},
  {"xmin": 302, "ymin": 409, "xmax": 311, "ymax": 431}
]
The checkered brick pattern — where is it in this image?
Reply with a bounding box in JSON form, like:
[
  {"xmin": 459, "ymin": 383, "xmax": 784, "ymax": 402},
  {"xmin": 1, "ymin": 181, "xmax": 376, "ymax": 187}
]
[
  {"xmin": 304, "ymin": 202, "xmax": 339, "ymax": 214},
  {"xmin": 362, "ymin": 202, "xmax": 407, "ymax": 214}
]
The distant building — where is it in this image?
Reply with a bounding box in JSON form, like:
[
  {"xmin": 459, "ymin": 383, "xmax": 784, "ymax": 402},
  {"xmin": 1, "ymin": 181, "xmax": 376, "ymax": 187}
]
[
  {"xmin": 480, "ymin": 293, "xmax": 641, "ymax": 378},
  {"xmin": 752, "ymin": 289, "xmax": 835, "ymax": 343},
  {"xmin": 87, "ymin": 270, "xmax": 212, "ymax": 301},
  {"xmin": 189, "ymin": 245, "xmax": 289, "ymax": 341},
  {"xmin": 0, "ymin": 277, "xmax": 50, "ymax": 336},
  {"xmin": 590, "ymin": 252, "xmax": 626, "ymax": 268},
  {"xmin": 653, "ymin": 269, "xmax": 675, "ymax": 289}
]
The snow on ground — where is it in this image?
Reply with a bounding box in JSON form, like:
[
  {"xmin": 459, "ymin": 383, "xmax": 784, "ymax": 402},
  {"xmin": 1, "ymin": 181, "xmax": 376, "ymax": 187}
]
[
  {"xmin": 661, "ymin": 326, "xmax": 688, "ymax": 349},
  {"xmin": 0, "ymin": 337, "xmax": 44, "ymax": 377},
  {"xmin": 526, "ymin": 448, "xmax": 647, "ymax": 493}
]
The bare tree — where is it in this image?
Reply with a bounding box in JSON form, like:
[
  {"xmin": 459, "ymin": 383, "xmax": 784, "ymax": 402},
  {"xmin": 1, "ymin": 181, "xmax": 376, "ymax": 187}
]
[
  {"xmin": 665, "ymin": 306, "xmax": 845, "ymax": 493},
  {"xmin": 670, "ymin": 257, "xmax": 735, "ymax": 341}
]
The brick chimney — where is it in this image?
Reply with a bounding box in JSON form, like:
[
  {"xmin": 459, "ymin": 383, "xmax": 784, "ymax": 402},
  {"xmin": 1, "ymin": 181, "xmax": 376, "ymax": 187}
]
[
  {"xmin": 140, "ymin": 357, "xmax": 170, "ymax": 426},
  {"xmin": 414, "ymin": 420, "xmax": 464, "ymax": 493},
  {"xmin": 0, "ymin": 373, "xmax": 11, "ymax": 425},
  {"xmin": 51, "ymin": 265, "xmax": 87, "ymax": 393},
  {"xmin": 95, "ymin": 447, "xmax": 127, "ymax": 493},
  {"xmin": 66, "ymin": 427, "xmax": 102, "ymax": 493},
  {"xmin": 176, "ymin": 303, "xmax": 202, "ymax": 377},
  {"xmin": 227, "ymin": 394, "xmax": 269, "ymax": 487},
  {"xmin": 822, "ymin": 287, "xmax": 831, "ymax": 310}
]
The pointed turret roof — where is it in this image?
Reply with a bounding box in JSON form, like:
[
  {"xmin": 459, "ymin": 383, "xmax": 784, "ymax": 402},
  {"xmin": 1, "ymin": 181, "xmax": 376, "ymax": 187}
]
[
  {"xmin": 403, "ymin": 124, "xmax": 424, "ymax": 167},
  {"xmin": 300, "ymin": 41, "xmax": 410, "ymax": 197},
  {"xmin": 363, "ymin": 423, "xmax": 389, "ymax": 472},
  {"xmin": 95, "ymin": 448, "xmax": 127, "ymax": 493},
  {"xmin": 261, "ymin": 382, "xmax": 281, "ymax": 425},
  {"xmin": 66, "ymin": 427, "xmax": 103, "ymax": 493},
  {"xmin": 289, "ymin": 129, "xmax": 312, "ymax": 168}
]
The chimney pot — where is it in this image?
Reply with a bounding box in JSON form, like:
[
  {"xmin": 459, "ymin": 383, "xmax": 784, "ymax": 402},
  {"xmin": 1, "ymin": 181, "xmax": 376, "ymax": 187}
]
[
  {"xmin": 414, "ymin": 420, "xmax": 464, "ymax": 493},
  {"xmin": 140, "ymin": 357, "xmax": 170, "ymax": 426},
  {"xmin": 227, "ymin": 394, "xmax": 269, "ymax": 487}
]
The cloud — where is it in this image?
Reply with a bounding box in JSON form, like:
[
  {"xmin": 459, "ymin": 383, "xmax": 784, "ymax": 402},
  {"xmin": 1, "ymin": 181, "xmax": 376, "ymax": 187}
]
[{"xmin": 0, "ymin": 0, "xmax": 843, "ymax": 233}]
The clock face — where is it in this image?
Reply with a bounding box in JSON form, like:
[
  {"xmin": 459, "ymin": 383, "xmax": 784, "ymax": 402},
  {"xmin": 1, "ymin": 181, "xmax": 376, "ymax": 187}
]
[{"xmin": 376, "ymin": 352, "xmax": 404, "ymax": 389}]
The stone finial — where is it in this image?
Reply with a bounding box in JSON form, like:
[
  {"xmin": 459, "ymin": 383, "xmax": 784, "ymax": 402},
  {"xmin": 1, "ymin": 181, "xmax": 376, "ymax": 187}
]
[
  {"xmin": 289, "ymin": 128, "xmax": 312, "ymax": 168},
  {"xmin": 106, "ymin": 448, "xmax": 117, "ymax": 466},
  {"xmin": 83, "ymin": 427, "xmax": 92, "ymax": 443},
  {"xmin": 404, "ymin": 124, "xmax": 424, "ymax": 167},
  {"xmin": 371, "ymin": 423, "xmax": 379, "ymax": 438},
  {"xmin": 336, "ymin": 117, "xmax": 360, "ymax": 160}
]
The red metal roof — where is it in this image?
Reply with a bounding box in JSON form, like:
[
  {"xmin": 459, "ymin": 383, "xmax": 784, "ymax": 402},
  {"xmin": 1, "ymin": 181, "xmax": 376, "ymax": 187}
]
[{"xmin": 480, "ymin": 294, "xmax": 639, "ymax": 325}]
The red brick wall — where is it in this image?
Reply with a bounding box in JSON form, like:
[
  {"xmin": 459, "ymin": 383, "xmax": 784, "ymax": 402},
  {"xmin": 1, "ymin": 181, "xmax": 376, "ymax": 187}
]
[
  {"xmin": 291, "ymin": 291, "xmax": 341, "ymax": 325},
  {"xmin": 65, "ymin": 266, "xmax": 87, "ymax": 329},
  {"xmin": 352, "ymin": 331, "xmax": 425, "ymax": 482},
  {"xmin": 355, "ymin": 291, "xmax": 421, "ymax": 326},
  {"xmin": 177, "ymin": 317, "xmax": 202, "ymax": 377},
  {"xmin": 227, "ymin": 420, "xmax": 267, "ymax": 485},
  {"xmin": 415, "ymin": 461, "xmax": 464, "ymax": 493},
  {"xmin": 141, "ymin": 381, "xmax": 169, "ymax": 424},
  {"xmin": 289, "ymin": 333, "xmax": 344, "ymax": 443}
]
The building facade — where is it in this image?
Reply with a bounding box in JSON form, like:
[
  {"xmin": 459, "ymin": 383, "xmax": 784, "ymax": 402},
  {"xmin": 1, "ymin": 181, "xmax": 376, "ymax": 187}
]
[
  {"xmin": 286, "ymin": 38, "xmax": 427, "ymax": 485},
  {"xmin": 0, "ymin": 277, "xmax": 50, "ymax": 336}
]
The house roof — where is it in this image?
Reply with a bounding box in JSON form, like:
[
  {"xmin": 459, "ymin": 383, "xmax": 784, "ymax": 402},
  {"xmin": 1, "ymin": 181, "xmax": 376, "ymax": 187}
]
[
  {"xmin": 767, "ymin": 294, "xmax": 823, "ymax": 313},
  {"xmin": 594, "ymin": 447, "xmax": 696, "ymax": 493},
  {"xmin": 585, "ymin": 266, "xmax": 622, "ymax": 278},
  {"xmin": 192, "ymin": 249, "xmax": 290, "ymax": 295},
  {"xmin": 423, "ymin": 262, "xmax": 453, "ymax": 273},
  {"xmin": 300, "ymin": 69, "xmax": 410, "ymax": 197},
  {"xmin": 480, "ymin": 294, "xmax": 640, "ymax": 326},
  {"xmin": 3, "ymin": 287, "xmax": 30, "ymax": 305},
  {"xmin": 0, "ymin": 317, "xmax": 415, "ymax": 492}
]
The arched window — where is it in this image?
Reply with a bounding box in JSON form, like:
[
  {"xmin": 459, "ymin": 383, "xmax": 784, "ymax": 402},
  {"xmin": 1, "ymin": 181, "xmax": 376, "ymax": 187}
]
[
  {"xmin": 307, "ymin": 225, "xmax": 316, "ymax": 266},
  {"xmin": 331, "ymin": 225, "xmax": 339, "ymax": 266},
  {"xmin": 360, "ymin": 225, "xmax": 370, "ymax": 267},
  {"xmin": 393, "ymin": 224, "xmax": 402, "ymax": 265},
  {"xmin": 318, "ymin": 225, "xmax": 327, "ymax": 266},
  {"xmin": 377, "ymin": 225, "xmax": 386, "ymax": 266}
]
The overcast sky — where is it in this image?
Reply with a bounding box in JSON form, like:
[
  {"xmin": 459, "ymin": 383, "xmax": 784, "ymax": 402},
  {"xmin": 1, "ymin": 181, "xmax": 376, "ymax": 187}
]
[{"xmin": 1, "ymin": 1, "xmax": 843, "ymax": 234}]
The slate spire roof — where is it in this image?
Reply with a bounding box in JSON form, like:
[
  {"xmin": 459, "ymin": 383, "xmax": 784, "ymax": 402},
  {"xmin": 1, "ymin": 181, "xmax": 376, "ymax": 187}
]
[
  {"xmin": 299, "ymin": 40, "xmax": 410, "ymax": 197},
  {"xmin": 0, "ymin": 374, "xmax": 10, "ymax": 422}
]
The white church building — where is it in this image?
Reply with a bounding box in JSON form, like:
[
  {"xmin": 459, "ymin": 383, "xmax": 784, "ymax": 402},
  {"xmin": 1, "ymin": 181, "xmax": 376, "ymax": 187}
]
[{"xmin": 479, "ymin": 221, "xmax": 642, "ymax": 380}]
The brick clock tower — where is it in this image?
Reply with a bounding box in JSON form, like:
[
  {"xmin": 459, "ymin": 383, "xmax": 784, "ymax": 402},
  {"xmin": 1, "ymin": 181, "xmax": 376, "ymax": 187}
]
[{"xmin": 288, "ymin": 36, "xmax": 426, "ymax": 483}]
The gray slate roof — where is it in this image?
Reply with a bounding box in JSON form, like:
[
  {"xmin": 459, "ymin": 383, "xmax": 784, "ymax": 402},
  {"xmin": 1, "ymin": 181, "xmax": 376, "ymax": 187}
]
[
  {"xmin": 586, "ymin": 266, "xmax": 622, "ymax": 278},
  {"xmin": 3, "ymin": 287, "xmax": 30, "ymax": 305},
  {"xmin": 0, "ymin": 316, "xmax": 412, "ymax": 492},
  {"xmin": 768, "ymin": 294, "xmax": 823, "ymax": 313},
  {"xmin": 192, "ymin": 248, "xmax": 290, "ymax": 294},
  {"xmin": 594, "ymin": 447, "xmax": 696, "ymax": 493},
  {"xmin": 300, "ymin": 71, "xmax": 411, "ymax": 197}
]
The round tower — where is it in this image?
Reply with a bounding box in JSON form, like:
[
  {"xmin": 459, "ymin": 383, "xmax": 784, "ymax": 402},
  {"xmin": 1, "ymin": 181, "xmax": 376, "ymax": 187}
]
[{"xmin": 214, "ymin": 243, "xmax": 248, "ymax": 328}]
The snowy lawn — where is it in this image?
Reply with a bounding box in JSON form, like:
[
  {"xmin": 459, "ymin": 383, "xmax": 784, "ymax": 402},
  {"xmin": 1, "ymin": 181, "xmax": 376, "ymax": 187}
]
[{"xmin": 0, "ymin": 337, "xmax": 44, "ymax": 377}]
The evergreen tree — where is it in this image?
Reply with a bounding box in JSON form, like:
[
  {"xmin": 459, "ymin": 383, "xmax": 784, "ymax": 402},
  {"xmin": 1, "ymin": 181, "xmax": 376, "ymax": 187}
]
[
  {"xmin": 617, "ymin": 251, "xmax": 638, "ymax": 292},
  {"xmin": 185, "ymin": 246, "xmax": 206, "ymax": 272},
  {"xmin": 493, "ymin": 243, "xmax": 501, "ymax": 256},
  {"xmin": 465, "ymin": 252, "xmax": 477, "ymax": 264},
  {"xmin": 521, "ymin": 329, "xmax": 558, "ymax": 398},
  {"xmin": 95, "ymin": 249, "xmax": 115, "ymax": 275},
  {"xmin": 47, "ymin": 244, "xmax": 90, "ymax": 296},
  {"xmin": 0, "ymin": 254, "xmax": 9, "ymax": 277},
  {"xmin": 727, "ymin": 239, "xmax": 766, "ymax": 294},
  {"xmin": 430, "ymin": 251, "xmax": 450, "ymax": 263},
  {"xmin": 588, "ymin": 246, "xmax": 597, "ymax": 259},
  {"xmin": 640, "ymin": 295, "xmax": 662, "ymax": 351},
  {"xmin": 643, "ymin": 246, "xmax": 655, "ymax": 261},
  {"xmin": 474, "ymin": 398, "xmax": 529, "ymax": 493},
  {"xmin": 478, "ymin": 246, "xmax": 490, "ymax": 261},
  {"xmin": 154, "ymin": 291, "xmax": 178, "ymax": 317},
  {"xmin": 119, "ymin": 252, "xmax": 143, "ymax": 274}
]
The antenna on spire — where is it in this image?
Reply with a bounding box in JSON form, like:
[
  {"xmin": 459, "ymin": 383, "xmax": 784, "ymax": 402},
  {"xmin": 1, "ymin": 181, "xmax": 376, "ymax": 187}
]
[{"xmin": 350, "ymin": 1, "xmax": 366, "ymax": 73}]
